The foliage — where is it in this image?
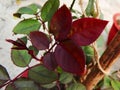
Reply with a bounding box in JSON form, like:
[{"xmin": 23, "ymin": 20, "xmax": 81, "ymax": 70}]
[{"xmin": 1, "ymin": 0, "xmax": 120, "ymax": 90}]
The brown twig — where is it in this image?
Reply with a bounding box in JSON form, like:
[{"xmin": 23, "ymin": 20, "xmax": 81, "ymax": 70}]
[
  {"xmin": 79, "ymin": 0, "xmax": 86, "ymax": 17},
  {"xmin": 83, "ymin": 31, "xmax": 120, "ymax": 90}
]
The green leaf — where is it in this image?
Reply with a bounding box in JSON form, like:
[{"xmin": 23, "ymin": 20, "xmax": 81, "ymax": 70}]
[
  {"xmin": 0, "ymin": 65, "xmax": 10, "ymax": 86},
  {"xmin": 41, "ymin": 0, "xmax": 60, "ymax": 22},
  {"xmin": 41, "ymin": 83, "xmax": 56, "ymax": 89},
  {"xmin": 15, "ymin": 78, "xmax": 39, "ymax": 90},
  {"xmin": 96, "ymin": 36, "xmax": 105, "ymax": 55},
  {"xmin": 67, "ymin": 83, "xmax": 86, "ymax": 90},
  {"xmin": 28, "ymin": 46, "xmax": 39, "ymax": 55},
  {"xmin": 57, "ymin": 66, "xmax": 63, "ymax": 73},
  {"xmin": 85, "ymin": 0, "xmax": 95, "ymax": 16},
  {"xmin": 13, "ymin": 19, "xmax": 41, "ymax": 34},
  {"xmin": 114, "ymin": 80, "xmax": 120, "ymax": 88},
  {"xmin": 28, "ymin": 64, "xmax": 58, "ymax": 84},
  {"xmin": 82, "ymin": 46, "xmax": 94, "ymax": 65},
  {"xmin": 11, "ymin": 49, "xmax": 31, "ymax": 67},
  {"xmin": 59, "ymin": 71, "xmax": 73, "ymax": 84},
  {"xmin": 19, "ymin": 36, "xmax": 28, "ymax": 44},
  {"xmin": 16, "ymin": 36, "xmax": 27, "ymax": 46},
  {"xmin": 16, "ymin": 3, "xmax": 41, "ymax": 15},
  {"xmin": 111, "ymin": 80, "xmax": 119, "ymax": 90},
  {"xmin": 5, "ymin": 84, "xmax": 15, "ymax": 90},
  {"xmin": 103, "ymin": 76, "xmax": 111, "ymax": 87},
  {"xmin": 6, "ymin": 78, "xmax": 39, "ymax": 90}
]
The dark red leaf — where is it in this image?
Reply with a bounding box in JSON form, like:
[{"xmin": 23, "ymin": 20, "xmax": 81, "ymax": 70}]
[
  {"xmin": 55, "ymin": 40, "xmax": 86, "ymax": 75},
  {"xmin": 6, "ymin": 39, "xmax": 27, "ymax": 50},
  {"xmin": 70, "ymin": 18, "xmax": 108, "ymax": 46},
  {"xmin": 43, "ymin": 52, "xmax": 57, "ymax": 70},
  {"xmin": 21, "ymin": 70, "xmax": 29, "ymax": 78},
  {"xmin": 107, "ymin": 24, "xmax": 118, "ymax": 45},
  {"xmin": 12, "ymin": 47, "xmax": 27, "ymax": 50},
  {"xmin": 6, "ymin": 39, "xmax": 24, "ymax": 47},
  {"xmin": 49, "ymin": 5, "xmax": 72, "ymax": 41},
  {"xmin": 30, "ymin": 31, "xmax": 51, "ymax": 50}
]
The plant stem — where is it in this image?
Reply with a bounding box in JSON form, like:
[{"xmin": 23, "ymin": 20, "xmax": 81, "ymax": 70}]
[
  {"xmin": 95, "ymin": 0, "xmax": 100, "ymax": 18},
  {"xmin": 83, "ymin": 31, "xmax": 120, "ymax": 90},
  {"xmin": 46, "ymin": 42, "xmax": 58, "ymax": 53},
  {"xmin": 0, "ymin": 64, "xmax": 40, "ymax": 89},
  {"xmin": 56, "ymin": 81, "xmax": 61, "ymax": 90},
  {"xmin": 0, "ymin": 68, "xmax": 29, "ymax": 88},
  {"xmin": 79, "ymin": 0, "xmax": 86, "ymax": 16},
  {"xmin": 70, "ymin": 0, "xmax": 76, "ymax": 11},
  {"xmin": 27, "ymin": 49, "xmax": 40, "ymax": 61}
]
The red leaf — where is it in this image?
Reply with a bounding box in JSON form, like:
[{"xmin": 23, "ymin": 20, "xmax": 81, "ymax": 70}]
[
  {"xmin": 70, "ymin": 18, "xmax": 108, "ymax": 46},
  {"xmin": 49, "ymin": 5, "xmax": 72, "ymax": 41},
  {"xmin": 107, "ymin": 24, "xmax": 118, "ymax": 45},
  {"xmin": 21, "ymin": 70, "xmax": 29, "ymax": 78},
  {"xmin": 55, "ymin": 40, "xmax": 86, "ymax": 75},
  {"xmin": 12, "ymin": 47, "xmax": 27, "ymax": 50},
  {"xmin": 43, "ymin": 52, "xmax": 57, "ymax": 70},
  {"xmin": 6, "ymin": 39, "xmax": 27, "ymax": 50},
  {"xmin": 6, "ymin": 39, "xmax": 24, "ymax": 47},
  {"xmin": 30, "ymin": 31, "xmax": 51, "ymax": 50}
]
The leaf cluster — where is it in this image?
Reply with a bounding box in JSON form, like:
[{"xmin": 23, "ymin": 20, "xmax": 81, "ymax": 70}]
[{"xmin": 0, "ymin": 0, "xmax": 112, "ymax": 90}]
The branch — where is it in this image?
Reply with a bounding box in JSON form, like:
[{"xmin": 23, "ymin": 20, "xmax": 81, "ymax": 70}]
[
  {"xmin": 83, "ymin": 31, "xmax": 120, "ymax": 90},
  {"xmin": 70, "ymin": 0, "xmax": 76, "ymax": 11}
]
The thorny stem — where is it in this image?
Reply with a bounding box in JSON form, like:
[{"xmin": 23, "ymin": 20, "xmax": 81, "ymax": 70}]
[{"xmin": 70, "ymin": 0, "xmax": 76, "ymax": 11}]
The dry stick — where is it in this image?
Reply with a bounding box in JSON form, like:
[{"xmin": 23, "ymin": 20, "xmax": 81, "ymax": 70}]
[{"xmin": 83, "ymin": 31, "xmax": 120, "ymax": 90}]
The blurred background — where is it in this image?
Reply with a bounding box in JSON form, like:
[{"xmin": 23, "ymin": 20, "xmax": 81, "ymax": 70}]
[{"xmin": 0, "ymin": 0, "xmax": 120, "ymax": 89}]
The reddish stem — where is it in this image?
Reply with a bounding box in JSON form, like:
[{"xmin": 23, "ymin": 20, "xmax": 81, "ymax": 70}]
[
  {"xmin": 47, "ymin": 42, "xmax": 58, "ymax": 53},
  {"xmin": 0, "ymin": 64, "xmax": 40, "ymax": 89},
  {"xmin": 56, "ymin": 80, "xmax": 61, "ymax": 90},
  {"xmin": 27, "ymin": 49, "xmax": 40, "ymax": 61}
]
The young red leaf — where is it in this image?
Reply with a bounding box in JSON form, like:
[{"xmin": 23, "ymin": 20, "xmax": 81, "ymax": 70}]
[
  {"xmin": 6, "ymin": 39, "xmax": 24, "ymax": 47},
  {"xmin": 30, "ymin": 31, "xmax": 51, "ymax": 50},
  {"xmin": 43, "ymin": 52, "xmax": 57, "ymax": 70},
  {"xmin": 12, "ymin": 47, "xmax": 27, "ymax": 50},
  {"xmin": 6, "ymin": 39, "xmax": 27, "ymax": 50},
  {"xmin": 49, "ymin": 5, "xmax": 72, "ymax": 41},
  {"xmin": 107, "ymin": 24, "xmax": 118, "ymax": 45},
  {"xmin": 70, "ymin": 18, "xmax": 108, "ymax": 46},
  {"xmin": 21, "ymin": 70, "xmax": 29, "ymax": 78},
  {"xmin": 55, "ymin": 40, "xmax": 86, "ymax": 75}
]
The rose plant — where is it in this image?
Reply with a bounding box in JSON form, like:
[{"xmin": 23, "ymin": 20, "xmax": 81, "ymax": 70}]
[{"xmin": 0, "ymin": 0, "xmax": 120, "ymax": 90}]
